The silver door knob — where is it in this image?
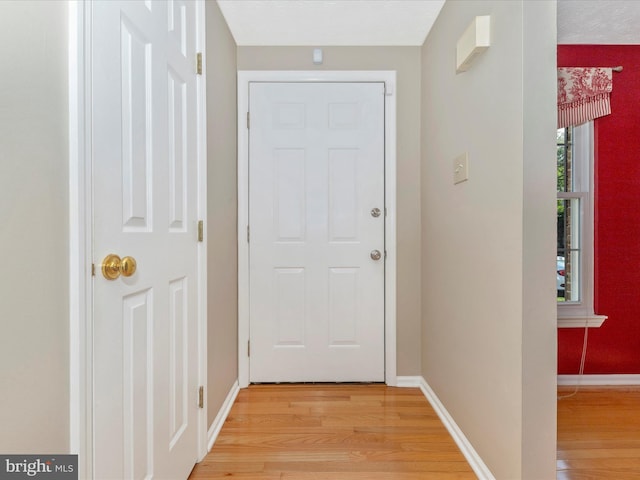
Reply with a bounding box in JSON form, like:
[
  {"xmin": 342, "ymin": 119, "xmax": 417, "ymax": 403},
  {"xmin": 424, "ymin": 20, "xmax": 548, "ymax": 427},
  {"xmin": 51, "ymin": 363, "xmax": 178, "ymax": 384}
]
[
  {"xmin": 371, "ymin": 208, "xmax": 381, "ymax": 218},
  {"xmin": 370, "ymin": 250, "xmax": 382, "ymax": 261}
]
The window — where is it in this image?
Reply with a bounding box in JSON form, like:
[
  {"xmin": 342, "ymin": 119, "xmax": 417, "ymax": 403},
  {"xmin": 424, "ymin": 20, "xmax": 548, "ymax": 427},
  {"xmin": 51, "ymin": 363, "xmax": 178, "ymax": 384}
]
[{"xmin": 556, "ymin": 121, "xmax": 606, "ymax": 327}]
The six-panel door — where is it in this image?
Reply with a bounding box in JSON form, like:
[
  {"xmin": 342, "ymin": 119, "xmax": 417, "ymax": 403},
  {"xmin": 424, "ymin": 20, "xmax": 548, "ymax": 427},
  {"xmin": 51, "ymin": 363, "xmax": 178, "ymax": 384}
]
[
  {"xmin": 92, "ymin": 1, "xmax": 199, "ymax": 478},
  {"xmin": 249, "ymin": 82, "xmax": 385, "ymax": 383}
]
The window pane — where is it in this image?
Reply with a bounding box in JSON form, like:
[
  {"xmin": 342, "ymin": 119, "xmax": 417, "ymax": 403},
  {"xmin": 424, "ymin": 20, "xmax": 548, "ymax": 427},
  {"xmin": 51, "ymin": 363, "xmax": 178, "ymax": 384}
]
[
  {"xmin": 557, "ymin": 128, "xmax": 565, "ymax": 145},
  {"xmin": 557, "ymin": 127, "xmax": 573, "ymax": 193},
  {"xmin": 567, "ymin": 249, "xmax": 581, "ymax": 302},
  {"xmin": 557, "ymin": 198, "xmax": 580, "ymax": 302},
  {"xmin": 557, "ymin": 145, "xmax": 567, "ymax": 192}
]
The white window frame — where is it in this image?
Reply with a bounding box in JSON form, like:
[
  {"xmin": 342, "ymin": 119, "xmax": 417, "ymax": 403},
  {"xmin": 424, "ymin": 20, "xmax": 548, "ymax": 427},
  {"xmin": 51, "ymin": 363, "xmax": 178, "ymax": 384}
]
[{"xmin": 558, "ymin": 121, "xmax": 607, "ymax": 328}]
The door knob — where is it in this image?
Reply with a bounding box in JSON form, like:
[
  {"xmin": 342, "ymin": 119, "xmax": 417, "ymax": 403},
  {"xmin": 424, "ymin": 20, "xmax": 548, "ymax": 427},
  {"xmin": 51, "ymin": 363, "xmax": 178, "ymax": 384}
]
[
  {"xmin": 371, "ymin": 208, "xmax": 381, "ymax": 218},
  {"xmin": 102, "ymin": 254, "xmax": 137, "ymax": 280},
  {"xmin": 370, "ymin": 250, "xmax": 382, "ymax": 261}
]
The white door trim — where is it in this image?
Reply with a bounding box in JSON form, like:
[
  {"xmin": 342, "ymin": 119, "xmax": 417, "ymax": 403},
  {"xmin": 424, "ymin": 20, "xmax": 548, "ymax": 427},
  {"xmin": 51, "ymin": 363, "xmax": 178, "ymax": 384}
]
[
  {"xmin": 237, "ymin": 70, "xmax": 397, "ymax": 388},
  {"xmin": 68, "ymin": 3, "xmax": 92, "ymax": 476},
  {"xmin": 68, "ymin": 2, "xmax": 209, "ymax": 476}
]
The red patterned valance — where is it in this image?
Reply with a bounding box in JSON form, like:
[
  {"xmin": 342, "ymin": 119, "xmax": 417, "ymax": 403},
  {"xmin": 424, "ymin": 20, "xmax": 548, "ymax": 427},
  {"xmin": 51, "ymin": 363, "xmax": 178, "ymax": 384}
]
[{"xmin": 557, "ymin": 67, "xmax": 613, "ymax": 128}]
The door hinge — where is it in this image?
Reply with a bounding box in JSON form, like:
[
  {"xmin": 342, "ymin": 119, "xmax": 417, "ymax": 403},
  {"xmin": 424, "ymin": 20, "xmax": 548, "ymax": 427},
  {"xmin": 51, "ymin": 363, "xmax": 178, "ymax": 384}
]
[
  {"xmin": 196, "ymin": 52, "xmax": 203, "ymax": 75},
  {"xmin": 198, "ymin": 386, "xmax": 204, "ymax": 409},
  {"xmin": 91, "ymin": 263, "xmax": 96, "ymax": 277},
  {"xmin": 247, "ymin": 225, "xmax": 250, "ymax": 243},
  {"xmin": 247, "ymin": 340, "xmax": 250, "ymax": 357},
  {"xmin": 246, "ymin": 111, "xmax": 250, "ymax": 129},
  {"xmin": 198, "ymin": 220, "xmax": 204, "ymax": 242}
]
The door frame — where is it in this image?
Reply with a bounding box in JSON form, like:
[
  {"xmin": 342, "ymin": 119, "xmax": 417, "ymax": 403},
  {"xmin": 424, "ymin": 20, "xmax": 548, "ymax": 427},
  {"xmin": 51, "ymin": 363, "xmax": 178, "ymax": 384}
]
[
  {"xmin": 68, "ymin": 2, "xmax": 209, "ymax": 477},
  {"xmin": 237, "ymin": 70, "xmax": 397, "ymax": 388}
]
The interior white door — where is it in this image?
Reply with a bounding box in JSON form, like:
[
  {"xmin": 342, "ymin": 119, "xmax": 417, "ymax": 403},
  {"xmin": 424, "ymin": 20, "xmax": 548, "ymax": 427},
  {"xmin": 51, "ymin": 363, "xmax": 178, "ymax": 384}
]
[
  {"xmin": 249, "ymin": 82, "xmax": 385, "ymax": 382},
  {"xmin": 92, "ymin": 1, "xmax": 200, "ymax": 478}
]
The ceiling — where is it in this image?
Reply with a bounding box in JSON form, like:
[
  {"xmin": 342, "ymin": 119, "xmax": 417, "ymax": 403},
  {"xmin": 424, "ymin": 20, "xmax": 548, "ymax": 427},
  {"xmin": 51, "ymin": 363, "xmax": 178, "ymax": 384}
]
[
  {"xmin": 216, "ymin": 0, "xmax": 446, "ymax": 46},
  {"xmin": 217, "ymin": 0, "xmax": 640, "ymax": 47},
  {"xmin": 557, "ymin": 0, "xmax": 640, "ymax": 44}
]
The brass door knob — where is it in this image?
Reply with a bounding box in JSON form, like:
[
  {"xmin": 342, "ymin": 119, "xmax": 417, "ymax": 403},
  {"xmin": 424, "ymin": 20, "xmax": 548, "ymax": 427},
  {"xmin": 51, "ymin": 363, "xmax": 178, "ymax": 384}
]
[
  {"xmin": 120, "ymin": 256, "xmax": 137, "ymax": 277},
  {"xmin": 102, "ymin": 254, "xmax": 137, "ymax": 280}
]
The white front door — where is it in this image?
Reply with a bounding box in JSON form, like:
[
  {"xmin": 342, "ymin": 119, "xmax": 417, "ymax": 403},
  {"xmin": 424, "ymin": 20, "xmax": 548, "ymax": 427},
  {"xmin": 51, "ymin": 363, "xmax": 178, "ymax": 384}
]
[
  {"xmin": 249, "ymin": 82, "xmax": 385, "ymax": 382},
  {"xmin": 92, "ymin": 1, "xmax": 200, "ymax": 478}
]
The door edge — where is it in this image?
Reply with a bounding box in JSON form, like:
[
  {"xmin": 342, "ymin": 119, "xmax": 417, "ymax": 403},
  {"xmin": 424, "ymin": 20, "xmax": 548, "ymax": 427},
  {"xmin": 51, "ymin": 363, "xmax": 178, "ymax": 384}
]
[{"xmin": 194, "ymin": 0, "xmax": 209, "ymax": 463}]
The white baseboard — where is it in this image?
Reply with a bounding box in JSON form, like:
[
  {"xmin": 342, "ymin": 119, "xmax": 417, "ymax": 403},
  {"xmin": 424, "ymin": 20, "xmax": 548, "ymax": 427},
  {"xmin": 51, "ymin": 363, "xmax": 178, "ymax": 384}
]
[
  {"xmin": 558, "ymin": 374, "xmax": 640, "ymax": 386},
  {"xmin": 395, "ymin": 375, "xmax": 423, "ymax": 388},
  {"xmin": 396, "ymin": 376, "xmax": 495, "ymax": 480},
  {"xmin": 207, "ymin": 380, "xmax": 240, "ymax": 452}
]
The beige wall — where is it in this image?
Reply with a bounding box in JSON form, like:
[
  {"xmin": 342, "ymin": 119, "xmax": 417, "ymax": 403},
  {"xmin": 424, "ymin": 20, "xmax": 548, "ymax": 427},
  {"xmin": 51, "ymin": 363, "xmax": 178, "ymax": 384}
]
[
  {"xmin": 0, "ymin": 0, "xmax": 240, "ymax": 451},
  {"xmin": 420, "ymin": 1, "xmax": 556, "ymax": 478},
  {"xmin": 237, "ymin": 46, "xmax": 423, "ymax": 375},
  {"xmin": 205, "ymin": 1, "xmax": 239, "ymax": 426},
  {"xmin": 0, "ymin": 4, "xmax": 558, "ymax": 474},
  {"xmin": 521, "ymin": 2, "xmax": 558, "ymax": 476},
  {"xmin": 0, "ymin": 1, "xmax": 69, "ymax": 452}
]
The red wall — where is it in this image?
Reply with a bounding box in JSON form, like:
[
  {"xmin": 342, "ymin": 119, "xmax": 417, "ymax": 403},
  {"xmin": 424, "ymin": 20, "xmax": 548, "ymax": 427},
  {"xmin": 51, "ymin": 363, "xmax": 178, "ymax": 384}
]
[{"xmin": 558, "ymin": 45, "xmax": 640, "ymax": 374}]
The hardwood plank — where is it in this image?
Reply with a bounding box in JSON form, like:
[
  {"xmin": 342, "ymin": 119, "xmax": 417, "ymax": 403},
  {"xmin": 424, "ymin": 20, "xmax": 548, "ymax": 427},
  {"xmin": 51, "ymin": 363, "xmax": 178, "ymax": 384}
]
[
  {"xmin": 558, "ymin": 447, "xmax": 640, "ymax": 460},
  {"xmin": 263, "ymin": 460, "xmax": 474, "ymax": 473},
  {"xmin": 190, "ymin": 461, "xmax": 266, "ymax": 473},
  {"xmin": 224, "ymin": 413, "xmax": 324, "ymax": 428},
  {"xmin": 320, "ymin": 412, "xmax": 444, "ymax": 428},
  {"xmin": 557, "ymin": 386, "xmax": 640, "ymax": 479},
  {"xmin": 557, "ymin": 470, "xmax": 640, "ymax": 480},
  {"xmin": 189, "ymin": 385, "xmax": 475, "ymax": 479},
  {"xmin": 280, "ymin": 473, "xmax": 475, "ymax": 480},
  {"xmin": 192, "ymin": 384, "xmax": 640, "ymax": 479}
]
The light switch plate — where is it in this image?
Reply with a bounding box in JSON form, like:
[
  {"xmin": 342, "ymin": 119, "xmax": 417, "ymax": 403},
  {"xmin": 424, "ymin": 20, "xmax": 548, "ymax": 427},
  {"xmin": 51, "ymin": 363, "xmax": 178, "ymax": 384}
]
[{"xmin": 453, "ymin": 153, "xmax": 469, "ymax": 185}]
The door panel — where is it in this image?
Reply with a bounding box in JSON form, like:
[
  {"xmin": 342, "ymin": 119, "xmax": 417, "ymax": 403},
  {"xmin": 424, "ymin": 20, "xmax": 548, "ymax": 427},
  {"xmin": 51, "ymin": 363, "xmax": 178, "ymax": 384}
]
[
  {"xmin": 274, "ymin": 149, "xmax": 306, "ymax": 241},
  {"xmin": 122, "ymin": 289, "xmax": 153, "ymax": 480},
  {"xmin": 329, "ymin": 149, "xmax": 359, "ymax": 241},
  {"xmin": 249, "ymin": 82, "xmax": 385, "ymax": 383},
  {"xmin": 92, "ymin": 1, "xmax": 199, "ymax": 478},
  {"xmin": 274, "ymin": 267, "xmax": 306, "ymax": 345},
  {"xmin": 328, "ymin": 267, "xmax": 359, "ymax": 345},
  {"xmin": 168, "ymin": 277, "xmax": 188, "ymax": 449},
  {"xmin": 121, "ymin": 15, "xmax": 152, "ymax": 231}
]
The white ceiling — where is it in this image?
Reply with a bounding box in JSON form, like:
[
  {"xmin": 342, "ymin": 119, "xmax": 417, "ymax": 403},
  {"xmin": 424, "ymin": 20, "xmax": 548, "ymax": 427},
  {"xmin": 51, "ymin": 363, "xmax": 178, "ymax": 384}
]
[
  {"xmin": 217, "ymin": 0, "xmax": 640, "ymax": 47},
  {"xmin": 557, "ymin": 0, "xmax": 640, "ymax": 44},
  {"xmin": 216, "ymin": 0, "xmax": 446, "ymax": 46}
]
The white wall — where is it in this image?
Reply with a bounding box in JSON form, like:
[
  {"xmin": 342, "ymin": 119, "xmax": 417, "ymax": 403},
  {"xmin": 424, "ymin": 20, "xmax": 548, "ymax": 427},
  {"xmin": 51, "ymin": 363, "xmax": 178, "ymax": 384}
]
[
  {"xmin": 420, "ymin": 1, "xmax": 557, "ymax": 478},
  {"xmin": 0, "ymin": 0, "xmax": 69, "ymax": 452}
]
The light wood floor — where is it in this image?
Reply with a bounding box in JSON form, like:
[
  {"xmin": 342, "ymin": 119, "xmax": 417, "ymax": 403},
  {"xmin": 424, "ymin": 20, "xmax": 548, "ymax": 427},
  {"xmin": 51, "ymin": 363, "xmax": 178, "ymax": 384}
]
[
  {"xmin": 189, "ymin": 384, "xmax": 476, "ymax": 479},
  {"xmin": 557, "ymin": 386, "xmax": 640, "ymax": 480},
  {"xmin": 190, "ymin": 384, "xmax": 640, "ymax": 479}
]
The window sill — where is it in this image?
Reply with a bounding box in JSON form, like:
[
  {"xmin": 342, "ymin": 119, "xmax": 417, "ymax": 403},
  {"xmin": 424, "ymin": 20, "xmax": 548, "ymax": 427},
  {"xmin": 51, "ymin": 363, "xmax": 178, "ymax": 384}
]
[{"xmin": 558, "ymin": 314, "xmax": 607, "ymax": 328}]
